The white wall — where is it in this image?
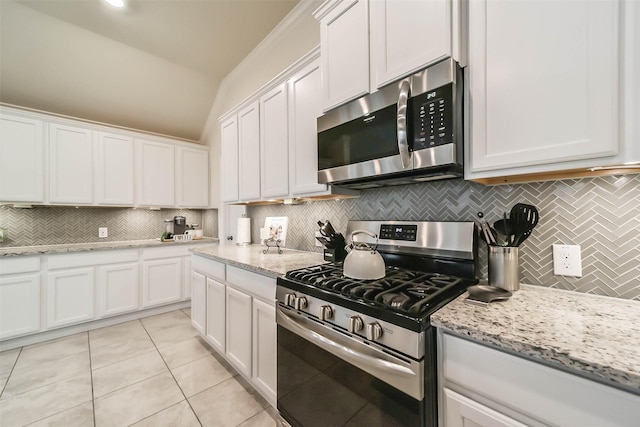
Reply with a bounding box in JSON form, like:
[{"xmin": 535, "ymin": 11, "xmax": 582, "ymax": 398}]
[{"xmin": 200, "ymin": 1, "xmax": 321, "ymax": 241}]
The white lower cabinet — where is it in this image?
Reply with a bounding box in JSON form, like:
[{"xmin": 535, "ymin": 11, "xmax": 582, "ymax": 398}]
[
  {"xmin": 191, "ymin": 255, "xmax": 277, "ymax": 406},
  {"xmin": 190, "ymin": 270, "xmax": 206, "ymax": 335},
  {"xmin": 206, "ymin": 277, "xmax": 226, "ymax": 354},
  {"xmin": 225, "ymin": 286, "xmax": 253, "ymax": 378},
  {"xmin": 439, "ymin": 331, "xmax": 640, "ymax": 427},
  {"xmin": 0, "ymin": 273, "xmax": 41, "ymax": 340},
  {"xmin": 142, "ymin": 258, "xmax": 182, "ymax": 308},
  {"xmin": 98, "ymin": 263, "xmax": 139, "ymax": 317},
  {"xmin": 47, "ymin": 268, "xmax": 95, "ymax": 328},
  {"xmin": 443, "ymin": 388, "xmax": 527, "ymax": 427},
  {"xmin": 252, "ymin": 298, "xmax": 276, "ymax": 402}
]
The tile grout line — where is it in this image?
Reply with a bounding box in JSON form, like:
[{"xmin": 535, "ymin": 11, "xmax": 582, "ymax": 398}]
[
  {"xmin": 138, "ymin": 312, "xmax": 205, "ymax": 427},
  {"xmin": 87, "ymin": 329, "xmax": 97, "ymax": 427},
  {"xmin": 0, "ymin": 346, "xmax": 23, "ymax": 399}
]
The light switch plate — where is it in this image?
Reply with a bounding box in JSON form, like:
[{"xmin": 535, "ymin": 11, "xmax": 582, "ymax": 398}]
[
  {"xmin": 99, "ymin": 227, "xmax": 108, "ymax": 238},
  {"xmin": 552, "ymin": 244, "xmax": 582, "ymax": 277},
  {"xmin": 315, "ymin": 231, "xmax": 323, "ymax": 247}
]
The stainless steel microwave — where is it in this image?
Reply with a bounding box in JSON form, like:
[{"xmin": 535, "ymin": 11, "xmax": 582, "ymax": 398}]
[{"xmin": 317, "ymin": 59, "xmax": 464, "ymax": 189}]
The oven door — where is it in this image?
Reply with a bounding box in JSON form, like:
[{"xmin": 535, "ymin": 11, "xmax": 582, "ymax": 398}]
[{"xmin": 276, "ymin": 305, "xmax": 434, "ymax": 427}]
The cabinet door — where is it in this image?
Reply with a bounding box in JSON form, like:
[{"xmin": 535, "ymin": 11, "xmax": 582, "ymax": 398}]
[
  {"xmin": 252, "ymin": 298, "xmax": 276, "ymax": 405},
  {"xmin": 47, "ymin": 268, "xmax": 95, "ymax": 328},
  {"xmin": 141, "ymin": 258, "xmax": 182, "ymax": 307},
  {"xmin": 260, "ymin": 84, "xmax": 289, "ymax": 199},
  {"xmin": 191, "ymin": 270, "xmax": 206, "ymax": 335},
  {"xmin": 0, "ymin": 113, "xmax": 44, "ymax": 203},
  {"xmin": 443, "ymin": 388, "xmax": 528, "ymax": 427},
  {"xmin": 318, "ymin": 0, "xmax": 370, "ymax": 111},
  {"xmin": 206, "ymin": 277, "xmax": 226, "ymax": 353},
  {"xmin": 136, "ymin": 139, "xmax": 175, "ymax": 207},
  {"xmin": 98, "ymin": 263, "xmax": 139, "ymax": 317},
  {"xmin": 238, "ymin": 101, "xmax": 261, "ymax": 201},
  {"xmin": 225, "ymin": 286, "xmax": 252, "ymax": 377},
  {"xmin": 370, "ymin": 0, "xmax": 451, "ymax": 89},
  {"xmin": 220, "ymin": 116, "xmax": 239, "ymax": 203},
  {"xmin": 289, "ymin": 60, "xmax": 328, "ymax": 196},
  {"xmin": 0, "ymin": 274, "xmax": 40, "ymax": 339},
  {"xmin": 467, "ymin": 0, "xmax": 619, "ymax": 175},
  {"xmin": 177, "ymin": 146, "xmax": 209, "ymax": 207},
  {"xmin": 96, "ymin": 132, "xmax": 135, "ymax": 205},
  {"xmin": 49, "ymin": 123, "xmax": 94, "ymax": 204}
]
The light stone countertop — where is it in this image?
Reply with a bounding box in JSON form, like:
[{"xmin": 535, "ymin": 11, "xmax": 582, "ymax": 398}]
[
  {"xmin": 431, "ymin": 284, "xmax": 640, "ymax": 394},
  {"xmin": 0, "ymin": 237, "xmax": 219, "ymax": 257},
  {"xmin": 190, "ymin": 244, "xmax": 325, "ymax": 279}
]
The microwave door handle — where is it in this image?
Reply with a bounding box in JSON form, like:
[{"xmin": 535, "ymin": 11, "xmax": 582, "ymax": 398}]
[{"xmin": 397, "ymin": 79, "xmax": 411, "ymax": 169}]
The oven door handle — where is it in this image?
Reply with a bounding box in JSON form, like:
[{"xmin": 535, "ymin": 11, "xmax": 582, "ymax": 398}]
[
  {"xmin": 397, "ymin": 79, "xmax": 411, "ymax": 169},
  {"xmin": 277, "ymin": 306, "xmax": 423, "ymax": 400}
]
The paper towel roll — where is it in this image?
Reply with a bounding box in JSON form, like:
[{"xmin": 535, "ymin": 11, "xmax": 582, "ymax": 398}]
[{"xmin": 237, "ymin": 217, "xmax": 251, "ymax": 246}]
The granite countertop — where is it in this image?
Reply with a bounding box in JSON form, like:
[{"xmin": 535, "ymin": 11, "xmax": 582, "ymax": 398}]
[
  {"xmin": 0, "ymin": 237, "xmax": 219, "ymax": 256},
  {"xmin": 191, "ymin": 244, "xmax": 325, "ymax": 279},
  {"xmin": 432, "ymin": 284, "xmax": 640, "ymax": 394}
]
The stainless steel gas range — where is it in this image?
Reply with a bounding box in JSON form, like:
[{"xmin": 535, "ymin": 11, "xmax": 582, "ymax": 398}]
[{"xmin": 275, "ymin": 220, "xmax": 478, "ymax": 427}]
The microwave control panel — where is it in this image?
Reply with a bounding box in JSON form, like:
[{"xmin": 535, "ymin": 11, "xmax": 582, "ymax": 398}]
[{"xmin": 411, "ymin": 83, "xmax": 454, "ymax": 150}]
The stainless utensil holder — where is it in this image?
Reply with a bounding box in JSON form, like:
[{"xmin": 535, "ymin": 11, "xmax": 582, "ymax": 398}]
[{"xmin": 488, "ymin": 246, "xmax": 520, "ymax": 291}]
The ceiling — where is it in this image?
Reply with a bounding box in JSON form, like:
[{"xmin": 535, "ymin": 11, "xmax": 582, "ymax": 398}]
[{"xmin": 0, "ymin": 0, "xmax": 299, "ymax": 141}]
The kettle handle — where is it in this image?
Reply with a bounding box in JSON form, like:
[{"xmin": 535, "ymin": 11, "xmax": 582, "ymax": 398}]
[{"xmin": 348, "ymin": 230, "xmax": 379, "ymax": 252}]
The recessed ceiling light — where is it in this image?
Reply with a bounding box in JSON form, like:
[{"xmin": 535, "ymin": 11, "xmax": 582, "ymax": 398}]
[{"xmin": 104, "ymin": 0, "xmax": 125, "ymax": 8}]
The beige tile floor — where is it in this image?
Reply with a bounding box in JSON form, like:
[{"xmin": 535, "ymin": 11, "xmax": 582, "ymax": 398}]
[{"xmin": 0, "ymin": 309, "xmax": 276, "ymax": 427}]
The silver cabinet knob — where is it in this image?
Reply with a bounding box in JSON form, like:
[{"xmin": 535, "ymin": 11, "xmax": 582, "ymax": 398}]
[
  {"xmin": 320, "ymin": 305, "xmax": 334, "ymax": 321},
  {"xmin": 294, "ymin": 296, "xmax": 308, "ymax": 310},
  {"xmin": 284, "ymin": 293, "xmax": 296, "ymax": 307},
  {"xmin": 366, "ymin": 322, "xmax": 383, "ymax": 341},
  {"xmin": 348, "ymin": 316, "xmax": 364, "ymax": 333}
]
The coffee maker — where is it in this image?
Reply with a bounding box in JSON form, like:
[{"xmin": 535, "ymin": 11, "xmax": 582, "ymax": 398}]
[{"xmin": 173, "ymin": 216, "xmax": 186, "ymax": 235}]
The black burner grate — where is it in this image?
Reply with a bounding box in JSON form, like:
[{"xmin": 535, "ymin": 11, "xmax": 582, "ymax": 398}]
[{"xmin": 285, "ymin": 264, "xmax": 469, "ymax": 317}]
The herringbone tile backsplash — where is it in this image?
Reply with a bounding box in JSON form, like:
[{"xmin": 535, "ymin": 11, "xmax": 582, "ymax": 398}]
[
  {"xmin": 0, "ymin": 207, "xmax": 218, "ymax": 246},
  {"xmin": 248, "ymin": 175, "xmax": 640, "ymax": 300}
]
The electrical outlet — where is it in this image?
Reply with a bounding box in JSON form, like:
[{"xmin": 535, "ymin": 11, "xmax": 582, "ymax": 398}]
[
  {"xmin": 99, "ymin": 227, "xmax": 108, "ymax": 238},
  {"xmin": 552, "ymin": 244, "xmax": 582, "ymax": 277},
  {"xmin": 315, "ymin": 231, "xmax": 323, "ymax": 247}
]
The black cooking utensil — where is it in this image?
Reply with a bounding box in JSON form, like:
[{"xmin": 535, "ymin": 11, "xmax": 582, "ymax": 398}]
[{"xmin": 509, "ymin": 203, "xmax": 539, "ymax": 246}]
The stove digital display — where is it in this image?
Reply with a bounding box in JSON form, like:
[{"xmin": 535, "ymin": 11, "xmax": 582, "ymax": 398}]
[{"xmin": 379, "ymin": 224, "xmax": 417, "ymax": 241}]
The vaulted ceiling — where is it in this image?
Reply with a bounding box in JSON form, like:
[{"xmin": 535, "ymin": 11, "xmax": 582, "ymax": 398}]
[{"xmin": 0, "ymin": 0, "xmax": 299, "ymax": 141}]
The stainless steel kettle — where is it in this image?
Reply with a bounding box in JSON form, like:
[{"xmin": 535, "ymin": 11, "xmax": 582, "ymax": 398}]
[{"xmin": 343, "ymin": 230, "xmax": 386, "ymax": 280}]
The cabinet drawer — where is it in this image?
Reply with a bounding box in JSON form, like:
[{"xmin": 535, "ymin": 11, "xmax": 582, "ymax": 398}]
[
  {"xmin": 226, "ymin": 265, "xmax": 275, "ymax": 303},
  {"xmin": 442, "ymin": 333, "xmax": 640, "ymax": 426},
  {"xmin": 191, "ymin": 255, "xmax": 225, "ymax": 281},
  {"xmin": 142, "ymin": 244, "xmax": 198, "ymax": 260},
  {"xmin": 0, "ymin": 256, "xmax": 40, "ymax": 275},
  {"xmin": 48, "ymin": 250, "xmax": 138, "ymax": 269}
]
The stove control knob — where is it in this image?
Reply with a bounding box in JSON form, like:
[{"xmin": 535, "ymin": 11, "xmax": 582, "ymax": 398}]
[
  {"xmin": 284, "ymin": 293, "xmax": 296, "ymax": 307},
  {"xmin": 294, "ymin": 296, "xmax": 308, "ymax": 310},
  {"xmin": 348, "ymin": 316, "xmax": 364, "ymax": 333},
  {"xmin": 320, "ymin": 305, "xmax": 334, "ymax": 321},
  {"xmin": 366, "ymin": 322, "xmax": 383, "ymax": 341}
]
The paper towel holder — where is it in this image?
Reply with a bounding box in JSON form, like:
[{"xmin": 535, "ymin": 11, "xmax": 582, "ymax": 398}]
[{"xmin": 236, "ymin": 214, "xmax": 251, "ymax": 246}]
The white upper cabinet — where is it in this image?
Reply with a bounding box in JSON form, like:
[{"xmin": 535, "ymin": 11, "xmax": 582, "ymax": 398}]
[
  {"xmin": 238, "ymin": 101, "xmax": 261, "ymax": 202},
  {"xmin": 466, "ymin": 0, "xmax": 626, "ymax": 179},
  {"xmin": 0, "ymin": 111, "xmax": 44, "ymax": 203},
  {"xmin": 260, "ymin": 83, "xmax": 289, "ymax": 199},
  {"xmin": 49, "ymin": 123, "xmax": 94, "ymax": 204},
  {"xmin": 176, "ymin": 145, "xmax": 209, "ymax": 207},
  {"xmin": 288, "ymin": 59, "xmax": 328, "ymax": 196},
  {"xmin": 315, "ymin": 0, "xmax": 463, "ymax": 111},
  {"xmin": 136, "ymin": 138, "xmax": 175, "ymax": 207},
  {"xmin": 220, "ymin": 116, "xmax": 240, "ymax": 203},
  {"xmin": 370, "ymin": 0, "xmax": 452, "ymax": 89},
  {"xmin": 96, "ymin": 132, "xmax": 135, "ymax": 205},
  {"xmin": 317, "ymin": 0, "xmax": 370, "ymax": 111}
]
